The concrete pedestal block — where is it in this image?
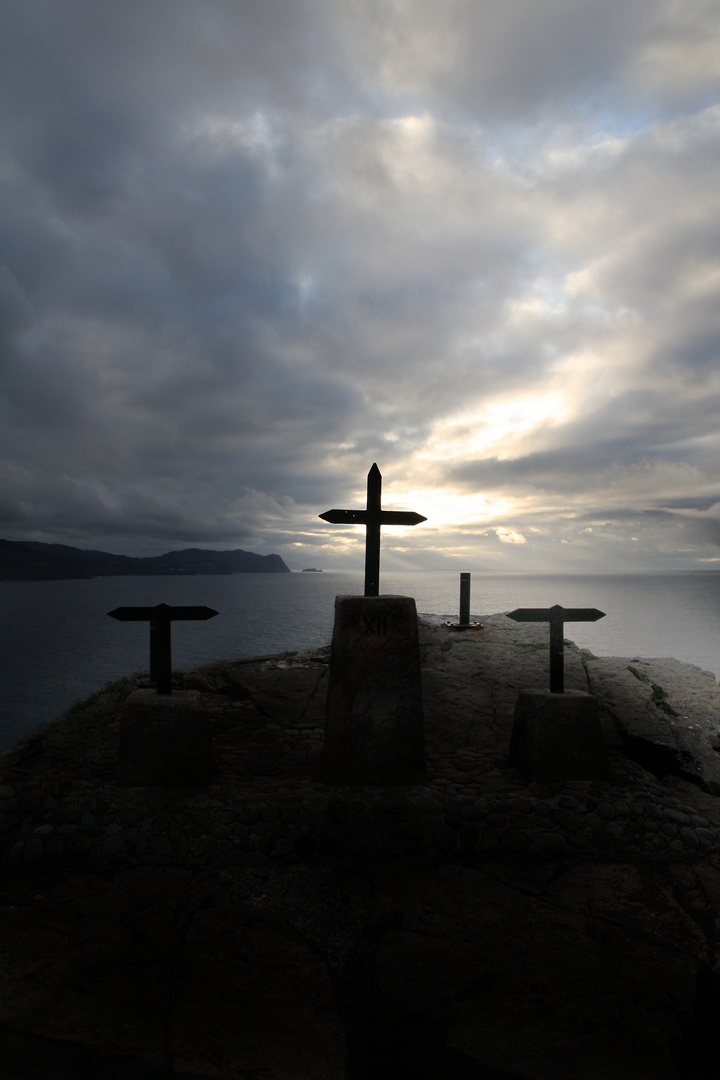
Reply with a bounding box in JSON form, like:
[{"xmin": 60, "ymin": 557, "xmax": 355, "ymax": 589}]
[
  {"xmin": 323, "ymin": 595, "xmax": 426, "ymax": 785},
  {"xmin": 510, "ymin": 689, "xmax": 610, "ymax": 783},
  {"xmin": 118, "ymin": 689, "xmax": 214, "ymax": 787}
]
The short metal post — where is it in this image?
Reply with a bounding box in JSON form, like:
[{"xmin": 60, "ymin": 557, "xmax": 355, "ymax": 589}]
[{"xmin": 459, "ymin": 573, "xmax": 471, "ymax": 626}]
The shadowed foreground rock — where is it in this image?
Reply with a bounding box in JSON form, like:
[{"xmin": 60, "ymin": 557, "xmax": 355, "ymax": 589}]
[
  {"xmin": 117, "ymin": 689, "xmax": 214, "ymax": 787},
  {"xmin": 2, "ymin": 614, "xmax": 720, "ymax": 1078},
  {"xmin": 0, "ymin": 867, "xmax": 343, "ymax": 1079}
]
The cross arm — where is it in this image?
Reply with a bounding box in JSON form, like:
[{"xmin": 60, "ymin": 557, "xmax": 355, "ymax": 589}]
[
  {"xmin": 160, "ymin": 605, "xmax": 219, "ymax": 621},
  {"xmin": 380, "ymin": 511, "xmax": 427, "ymax": 526},
  {"xmin": 507, "ymin": 608, "xmax": 552, "ymax": 623},
  {"xmin": 109, "ymin": 606, "xmax": 157, "ymax": 621},
  {"xmin": 319, "ymin": 509, "xmax": 369, "ymax": 524},
  {"xmin": 319, "ymin": 509, "xmax": 426, "ymax": 525},
  {"xmin": 507, "ymin": 607, "xmax": 605, "ymax": 623},
  {"xmin": 108, "ymin": 605, "xmax": 219, "ymax": 622},
  {"xmin": 557, "ymin": 608, "xmax": 605, "ymax": 622}
]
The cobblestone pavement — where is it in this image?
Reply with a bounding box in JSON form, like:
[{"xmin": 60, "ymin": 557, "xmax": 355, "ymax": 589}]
[{"xmin": 2, "ymin": 615, "xmax": 720, "ymax": 869}]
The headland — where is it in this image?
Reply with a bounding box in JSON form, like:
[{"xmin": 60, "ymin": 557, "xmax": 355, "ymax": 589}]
[
  {"xmin": 0, "ymin": 539, "xmax": 291, "ymax": 581},
  {"xmin": 1, "ymin": 613, "xmax": 720, "ymax": 1078}
]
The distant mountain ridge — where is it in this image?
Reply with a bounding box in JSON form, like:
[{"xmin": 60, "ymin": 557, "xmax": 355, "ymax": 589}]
[{"xmin": 0, "ymin": 539, "xmax": 291, "ymax": 581}]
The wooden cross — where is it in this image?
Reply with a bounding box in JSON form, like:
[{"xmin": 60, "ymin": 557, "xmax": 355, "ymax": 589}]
[
  {"xmin": 320, "ymin": 463, "xmax": 426, "ymax": 596},
  {"xmin": 506, "ymin": 604, "xmax": 605, "ymax": 693},
  {"xmin": 108, "ymin": 603, "xmax": 219, "ymax": 694}
]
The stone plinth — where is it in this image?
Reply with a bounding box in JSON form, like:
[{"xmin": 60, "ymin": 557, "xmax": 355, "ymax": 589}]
[
  {"xmin": 323, "ymin": 595, "xmax": 426, "ymax": 785},
  {"xmin": 118, "ymin": 690, "xmax": 214, "ymax": 787},
  {"xmin": 510, "ymin": 689, "xmax": 610, "ymax": 783}
]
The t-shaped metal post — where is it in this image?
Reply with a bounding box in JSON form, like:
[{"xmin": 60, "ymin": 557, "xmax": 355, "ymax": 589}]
[
  {"xmin": 507, "ymin": 604, "xmax": 605, "ymax": 693},
  {"xmin": 108, "ymin": 603, "xmax": 219, "ymax": 693}
]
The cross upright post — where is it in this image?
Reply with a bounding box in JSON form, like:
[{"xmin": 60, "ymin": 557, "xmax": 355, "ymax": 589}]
[
  {"xmin": 320, "ymin": 463, "xmax": 426, "ymax": 596},
  {"xmin": 506, "ymin": 604, "xmax": 605, "ymax": 693},
  {"xmin": 365, "ymin": 463, "xmax": 382, "ymax": 598}
]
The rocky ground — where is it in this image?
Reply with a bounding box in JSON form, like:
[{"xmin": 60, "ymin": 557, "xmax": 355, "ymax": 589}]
[{"xmin": 2, "ymin": 614, "xmax": 720, "ymax": 1078}]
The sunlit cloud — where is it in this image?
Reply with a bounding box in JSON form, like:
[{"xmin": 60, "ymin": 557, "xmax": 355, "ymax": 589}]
[{"xmin": 418, "ymin": 392, "xmax": 569, "ymax": 463}]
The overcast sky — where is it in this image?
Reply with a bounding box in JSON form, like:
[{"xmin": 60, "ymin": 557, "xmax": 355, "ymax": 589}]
[{"xmin": 1, "ymin": 1, "xmax": 719, "ymax": 572}]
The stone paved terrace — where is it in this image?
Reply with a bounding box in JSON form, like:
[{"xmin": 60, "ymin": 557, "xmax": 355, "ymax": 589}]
[{"xmin": 2, "ymin": 613, "xmax": 720, "ymax": 869}]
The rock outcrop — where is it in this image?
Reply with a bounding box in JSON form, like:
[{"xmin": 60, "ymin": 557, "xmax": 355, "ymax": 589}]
[{"xmin": 1, "ymin": 614, "xmax": 720, "ymax": 1078}]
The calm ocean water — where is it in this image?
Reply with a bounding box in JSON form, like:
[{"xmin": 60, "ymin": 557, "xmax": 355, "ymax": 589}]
[{"xmin": 1, "ymin": 569, "xmax": 719, "ymax": 750}]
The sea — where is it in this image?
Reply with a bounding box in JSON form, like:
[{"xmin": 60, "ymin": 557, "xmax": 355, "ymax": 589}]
[{"xmin": 1, "ymin": 570, "xmax": 719, "ymax": 751}]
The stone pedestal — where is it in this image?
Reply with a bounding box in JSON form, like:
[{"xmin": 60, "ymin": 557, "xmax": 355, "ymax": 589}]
[
  {"xmin": 117, "ymin": 690, "xmax": 214, "ymax": 787},
  {"xmin": 509, "ymin": 689, "xmax": 610, "ymax": 783},
  {"xmin": 323, "ymin": 595, "xmax": 426, "ymax": 785}
]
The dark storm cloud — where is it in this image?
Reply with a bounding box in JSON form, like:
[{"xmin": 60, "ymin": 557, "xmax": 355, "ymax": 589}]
[
  {"xmin": 0, "ymin": 1, "xmax": 719, "ymax": 567},
  {"xmin": 580, "ymin": 507, "xmax": 720, "ymax": 554},
  {"xmin": 343, "ymin": 0, "xmax": 652, "ymax": 118},
  {"xmin": 652, "ymin": 496, "xmax": 720, "ymax": 512}
]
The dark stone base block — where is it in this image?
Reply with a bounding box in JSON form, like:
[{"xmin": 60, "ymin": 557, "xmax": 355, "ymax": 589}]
[
  {"xmin": 323, "ymin": 595, "xmax": 426, "ymax": 786},
  {"xmin": 510, "ymin": 689, "xmax": 610, "ymax": 783},
  {"xmin": 118, "ymin": 689, "xmax": 214, "ymax": 787}
]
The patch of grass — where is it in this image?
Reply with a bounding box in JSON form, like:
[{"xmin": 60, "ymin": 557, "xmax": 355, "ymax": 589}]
[
  {"xmin": 627, "ymin": 666, "xmax": 678, "ymax": 716},
  {"xmin": 68, "ymin": 694, "xmax": 99, "ymax": 713},
  {"xmin": 512, "ymin": 641, "xmax": 550, "ymax": 651},
  {"xmin": 651, "ymin": 683, "xmax": 678, "ymax": 716},
  {"xmin": 440, "ymin": 639, "xmax": 452, "ymax": 652},
  {"xmin": 628, "ymin": 665, "xmax": 650, "ymax": 685},
  {"xmin": 103, "ymin": 674, "xmax": 131, "ymax": 694},
  {"xmin": 68, "ymin": 675, "xmax": 130, "ymax": 713}
]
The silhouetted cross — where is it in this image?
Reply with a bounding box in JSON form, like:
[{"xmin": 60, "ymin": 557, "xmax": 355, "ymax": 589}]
[
  {"xmin": 108, "ymin": 603, "xmax": 219, "ymax": 694},
  {"xmin": 320, "ymin": 463, "xmax": 426, "ymax": 596},
  {"xmin": 507, "ymin": 604, "xmax": 605, "ymax": 693}
]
